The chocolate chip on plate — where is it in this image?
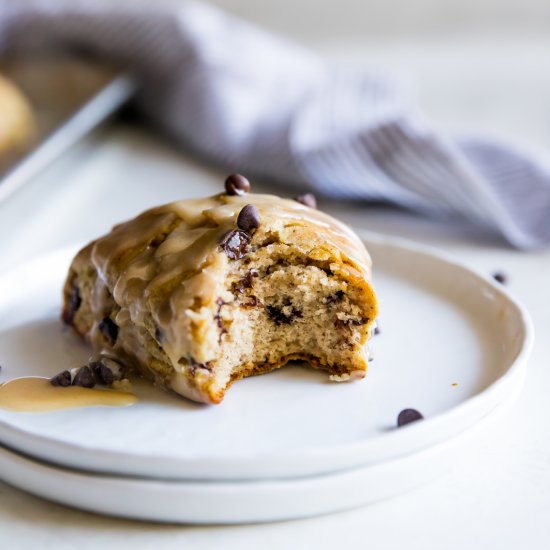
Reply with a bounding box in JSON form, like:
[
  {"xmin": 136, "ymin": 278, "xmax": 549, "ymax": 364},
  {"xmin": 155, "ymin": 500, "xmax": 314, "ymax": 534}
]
[
  {"xmin": 72, "ymin": 366, "xmax": 95, "ymax": 388},
  {"xmin": 89, "ymin": 361, "xmax": 115, "ymax": 386},
  {"xmin": 492, "ymin": 271, "xmax": 507, "ymax": 285},
  {"xmin": 237, "ymin": 204, "xmax": 261, "ymax": 232},
  {"xmin": 99, "ymin": 317, "xmax": 119, "ymax": 344},
  {"xmin": 294, "ymin": 193, "xmax": 317, "ymax": 209},
  {"xmin": 50, "ymin": 370, "xmax": 72, "ymax": 387},
  {"xmin": 220, "ymin": 229, "xmax": 251, "ymax": 260},
  {"xmin": 397, "ymin": 408, "xmax": 424, "ymax": 427},
  {"xmin": 224, "ymin": 174, "xmax": 251, "ymax": 196}
]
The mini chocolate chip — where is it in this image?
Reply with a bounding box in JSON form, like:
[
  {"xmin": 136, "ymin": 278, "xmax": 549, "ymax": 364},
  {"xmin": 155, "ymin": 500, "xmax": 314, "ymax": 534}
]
[
  {"xmin": 294, "ymin": 193, "xmax": 317, "ymax": 209},
  {"xmin": 266, "ymin": 305, "xmax": 285, "ymax": 323},
  {"xmin": 149, "ymin": 233, "xmax": 168, "ymax": 249},
  {"xmin": 99, "ymin": 317, "xmax": 119, "ymax": 344},
  {"xmin": 492, "ymin": 272, "xmax": 507, "ymax": 285},
  {"xmin": 224, "ymin": 174, "xmax": 251, "ymax": 196},
  {"xmin": 215, "ymin": 317, "xmax": 226, "ymax": 334},
  {"xmin": 266, "ymin": 304, "xmax": 301, "ymax": 324},
  {"xmin": 89, "ymin": 361, "xmax": 115, "ymax": 386},
  {"xmin": 234, "ymin": 269, "xmax": 259, "ymax": 294},
  {"xmin": 72, "ymin": 366, "xmax": 95, "ymax": 388},
  {"xmin": 237, "ymin": 204, "xmax": 260, "ymax": 232},
  {"xmin": 325, "ymin": 290, "xmax": 345, "ymax": 304},
  {"xmin": 214, "ymin": 299, "xmax": 228, "ymax": 339},
  {"xmin": 243, "ymin": 269, "xmax": 260, "ymax": 286},
  {"xmin": 374, "ymin": 325, "xmax": 381, "ymax": 335},
  {"xmin": 88, "ymin": 361, "xmax": 102, "ymax": 377},
  {"xmin": 335, "ymin": 317, "xmax": 369, "ymax": 328},
  {"xmin": 50, "ymin": 370, "xmax": 72, "ymax": 387},
  {"xmin": 397, "ymin": 408, "xmax": 424, "ymax": 427},
  {"xmin": 220, "ymin": 229, "xmax": 251, "ymax": 260},
  {"xmin": 188, "ymin": 358, "xmax": 212, "ymax": 376},
  {"xmin": 62, "ymin": 283, "xmax": 82, "ymax": 325},
  {"xmin": 243, "ymin": 295, "xmax": 263, "ymax": 308}
]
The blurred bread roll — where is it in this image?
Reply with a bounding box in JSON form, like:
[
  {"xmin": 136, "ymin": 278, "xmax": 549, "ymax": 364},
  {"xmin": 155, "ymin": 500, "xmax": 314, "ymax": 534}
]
[{"xmin": 0, "ymin": 73, "xmax": 35, "ymax": 160}]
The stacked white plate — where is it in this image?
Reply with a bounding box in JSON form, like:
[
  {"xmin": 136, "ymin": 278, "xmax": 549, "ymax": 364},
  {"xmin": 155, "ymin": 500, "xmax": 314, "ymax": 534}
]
[{"xmin": 0, "ymin": 233, "xmax": 533, "ymax": 524}]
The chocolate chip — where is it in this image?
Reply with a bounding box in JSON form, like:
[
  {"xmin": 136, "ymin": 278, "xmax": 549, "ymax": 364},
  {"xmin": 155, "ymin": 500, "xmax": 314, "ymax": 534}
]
[
  {"xmin": 492, "ymin": 271, "xmax": 507, "ymax": 285},
  {"xmin": 374, "ymin": 325, "xmax": 381, "ymax": 335},
  {"xmin": 243, "ymin": 295, "xmax": 263, "ymax": 308},
  {"xmin": 215, "ymin": 316, "xmax": 226, "ymax": 334},
  {"xmin": 89, "ymin": 361, "xmax": 115, "ymax": 386},
  {"xmin": 266, "ymin": 304, "xmax": 302, "ymax": 324},
  {"xmin": 72, "ymin": 366, "xmax": 95, "ymax": 388},
  {"xmin": 214, "ymin": 298, "xmax": 228, "ymax": 338},
  {"xmin": 335, "ymin": 317, "xmax": 369, "ymax": 328},
  {"xmin": 50, "ymin": 370, "xmax": 72, "ymax": 387},
  {"xmin": 224, "ymin": 174, "xmax": 251, "ymax": 196},
  {"xmin": 294, "ymin": 193, "xmax": 317, "ymax": 209},
  {"xmin": 188, "ymin": 358, "xmax": 212, "ymax": 376},
  {"xmin": 234, "ymin": 269, "xmax": 259, "ymax": 294},
  {"xmin": 62, "ymin": 283, "xmax": 82, "ymax": 325},
  {"xmin": 245, "ymin": 269, "xmax": 260, "ymax": 285},
  {"xmin": 325, "ymin": 290, "xmax": 345, "ymax": 304},
  {"xmin": 99, "ymin": 317, "xmax": 119, "ymax": 344},
  {"xmin": 397, "ymin": 408, "xmax": 424, "ymax": 427},
  {"xmin": 220, "ymin": 229, "xmax": 251, "ymax": 260},
  {"xmin": 237, "ymin": 204, "xmax": 261, "ymax": 232},
  {"xmin": 241, "ymin": 270, "xmax": 259, "ymax": 290}
]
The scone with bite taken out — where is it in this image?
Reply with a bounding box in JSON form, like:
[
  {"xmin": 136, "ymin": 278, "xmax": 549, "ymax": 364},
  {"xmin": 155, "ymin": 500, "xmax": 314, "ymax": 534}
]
[{"xmin": 62, "ymin": 175, "xmax": 378, "ymax": 404}]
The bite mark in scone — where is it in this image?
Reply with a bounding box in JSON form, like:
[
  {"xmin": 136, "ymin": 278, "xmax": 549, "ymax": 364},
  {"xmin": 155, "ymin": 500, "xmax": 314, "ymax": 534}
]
[{"xmin": 61, "ymin": 177, "xmax": 378, "ymax": 404}]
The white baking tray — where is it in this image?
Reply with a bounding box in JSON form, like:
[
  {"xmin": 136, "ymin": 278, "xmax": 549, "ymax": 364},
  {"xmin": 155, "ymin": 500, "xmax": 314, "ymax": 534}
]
[{"xmin": 0, "ymin": 58, "xmax": 136, "ymax": 202}]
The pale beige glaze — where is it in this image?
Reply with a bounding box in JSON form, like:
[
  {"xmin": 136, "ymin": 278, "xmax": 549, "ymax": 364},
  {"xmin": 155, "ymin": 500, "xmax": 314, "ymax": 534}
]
[
  {"xmin": 0, "ymin": 377, "xmax": 137, "ymax": 412},
  {"xmin": 65, "ymin": 193, "xmax": 377, "ymax": 403}
]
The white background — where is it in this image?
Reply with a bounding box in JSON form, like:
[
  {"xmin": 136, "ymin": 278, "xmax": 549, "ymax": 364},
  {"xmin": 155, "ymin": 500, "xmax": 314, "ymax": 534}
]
[{"xmin": 1, "ymin": 0, "xmax": 550, "ymax": 548}]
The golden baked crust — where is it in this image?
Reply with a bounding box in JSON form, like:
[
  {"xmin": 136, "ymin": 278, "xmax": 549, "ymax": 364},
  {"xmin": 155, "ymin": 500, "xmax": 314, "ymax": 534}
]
[
  {"xmin": 0, "ymin": 73, "xmax": 34, "ymax": 162},
  {"xmin": 62, "ymin": 191, "xmax": 378, "ymax": 404}
]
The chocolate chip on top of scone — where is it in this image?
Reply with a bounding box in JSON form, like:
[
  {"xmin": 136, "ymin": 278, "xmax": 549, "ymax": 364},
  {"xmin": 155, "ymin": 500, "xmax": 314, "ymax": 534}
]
[{"xmin": 62, "ymin": 175, "xmax": 378, "ymax": 404}]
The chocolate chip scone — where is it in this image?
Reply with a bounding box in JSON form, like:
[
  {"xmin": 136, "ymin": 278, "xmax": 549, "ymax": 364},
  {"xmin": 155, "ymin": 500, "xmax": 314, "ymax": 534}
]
[
  {"xmin": 0, "ymin": 73, "xmax": 34, "ymax": 164},
  {"xmin": 62, "ymin": 175, "xmax": 378, "ymax": 404}
]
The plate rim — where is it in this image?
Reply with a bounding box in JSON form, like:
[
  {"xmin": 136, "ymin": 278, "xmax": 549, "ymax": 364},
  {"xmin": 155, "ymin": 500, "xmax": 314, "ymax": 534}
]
[{"xmin": 0, "ymin": 415, "xmax": 494, "ymax": 525}]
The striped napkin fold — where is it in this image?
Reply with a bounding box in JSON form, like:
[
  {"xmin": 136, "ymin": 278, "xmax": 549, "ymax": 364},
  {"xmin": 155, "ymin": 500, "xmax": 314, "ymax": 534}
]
[{"xmin": 1, "ymin": 0, "xmax": 549, "ymax": 249}]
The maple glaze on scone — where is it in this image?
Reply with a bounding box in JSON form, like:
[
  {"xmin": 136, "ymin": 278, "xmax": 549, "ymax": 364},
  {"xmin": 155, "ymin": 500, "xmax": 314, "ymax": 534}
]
[{"xmin": 62, "ymin": 177, "xmax": 378, "ymax": 404}]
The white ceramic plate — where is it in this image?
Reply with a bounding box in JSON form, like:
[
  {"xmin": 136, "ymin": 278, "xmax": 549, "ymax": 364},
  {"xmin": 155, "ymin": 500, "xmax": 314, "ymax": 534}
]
[
  {"xmin": 0, "ymin": 412, "xmax": 499, "ymax": 525},
  {"xmin": 0, "ymin": 234, "xmax": 533, "ymax": 481}
]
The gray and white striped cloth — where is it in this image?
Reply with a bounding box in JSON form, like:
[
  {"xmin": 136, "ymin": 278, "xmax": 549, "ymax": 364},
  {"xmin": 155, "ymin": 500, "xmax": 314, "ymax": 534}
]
[{"xmin": 1, "ymin": 0, "xmax": 549, "ymax": 249}]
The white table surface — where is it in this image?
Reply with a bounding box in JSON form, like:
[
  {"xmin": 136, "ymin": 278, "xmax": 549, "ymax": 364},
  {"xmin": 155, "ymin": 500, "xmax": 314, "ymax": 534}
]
[{"xmin": 1, "ymin": 33, "xmax": 550, "ymax": 549}]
